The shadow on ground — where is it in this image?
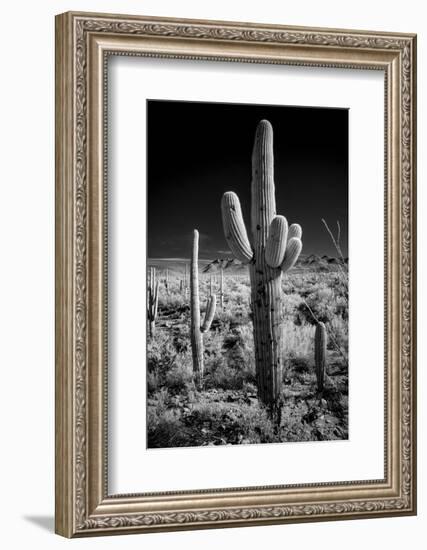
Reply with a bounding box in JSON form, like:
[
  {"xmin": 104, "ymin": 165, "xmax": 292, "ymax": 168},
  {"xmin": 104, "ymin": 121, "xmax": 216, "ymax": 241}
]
[{"xmin": 23, "ymin": 515, "xmax": 54, "ymax": 533}]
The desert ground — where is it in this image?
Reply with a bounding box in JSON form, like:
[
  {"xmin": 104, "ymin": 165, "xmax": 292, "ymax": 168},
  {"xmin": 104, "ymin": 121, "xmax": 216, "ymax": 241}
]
[{"xmin": 147, "ymin": 255, "xmax": 348, "ymax": 448}]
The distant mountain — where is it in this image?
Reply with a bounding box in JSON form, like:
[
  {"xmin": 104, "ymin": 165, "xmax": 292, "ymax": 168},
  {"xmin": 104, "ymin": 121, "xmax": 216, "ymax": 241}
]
[
  {"xmin": 148, "ymin": 254, "xmax": 348, "ymax": 275},
  {"xmin": 202, "ymin": 254, "xmax": 348, "ymax": 273},
  {"xmin": 203, "ymin": 258, "xmax": 243, "ymax": 273},
  {"xmin": 304, "ymin": 254, "xmax": 321, "ymax": 265},
  {"xmin": 297, "ymin": 253, "xmax": 348, "ymax": 271}
]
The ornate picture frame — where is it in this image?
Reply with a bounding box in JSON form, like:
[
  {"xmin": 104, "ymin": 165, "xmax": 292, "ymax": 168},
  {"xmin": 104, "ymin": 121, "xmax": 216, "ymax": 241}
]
[{"xmin": 55, "ymin": 11, "xmax": 417, "ymax": 537}]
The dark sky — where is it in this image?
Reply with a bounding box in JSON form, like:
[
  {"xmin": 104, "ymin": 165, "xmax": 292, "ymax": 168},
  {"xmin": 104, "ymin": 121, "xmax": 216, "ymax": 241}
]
[{"xmin": 147, "ymin": 100, "xmax": 348, "ymax": 259}]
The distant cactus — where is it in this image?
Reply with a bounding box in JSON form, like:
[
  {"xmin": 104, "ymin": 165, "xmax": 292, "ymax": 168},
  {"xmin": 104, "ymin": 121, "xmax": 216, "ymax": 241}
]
[
  {"xmin": 314, "ymin": 322, "xmax": 327, "ymax": 392},
  {"xmin": 164, "ymin": 268, "xmax": 169, "ymax": 295},
  {"xmin": 221, "ymin": 120, "xmax": 302, "ymax": 413},
  {"xmin": 147, "ymin": 267, "xmax": 159, "ymax": 337},
  {"xmin": 219, "ymin": 265, "xmax": 224, "ymax": 309},
  {"xmin": 190, "ymin": 230, "xmax": 216, "ymax": 388},
  {"xmin": 183, "ymin": 263, "xmax": 189, "ymax": 298}
]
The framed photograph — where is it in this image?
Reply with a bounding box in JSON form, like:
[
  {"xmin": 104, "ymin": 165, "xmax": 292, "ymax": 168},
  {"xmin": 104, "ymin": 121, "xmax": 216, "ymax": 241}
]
[{"xmin": 55, "ymin": 11, "xmax": 417, "ymax": 537}]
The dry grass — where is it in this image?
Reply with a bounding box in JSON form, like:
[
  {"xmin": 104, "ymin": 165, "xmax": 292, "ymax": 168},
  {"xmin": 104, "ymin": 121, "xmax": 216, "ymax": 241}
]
[{"xmin": 147, "ymin": 263, "xmax": 348, "ymax": 448}]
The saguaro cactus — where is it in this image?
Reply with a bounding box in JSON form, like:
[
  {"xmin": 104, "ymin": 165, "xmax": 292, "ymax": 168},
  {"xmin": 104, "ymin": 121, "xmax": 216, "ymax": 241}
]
[
  {"xmin": 314, "ymin": 322, "xmax": 327, "ymax": 392},
  {"xmin": 221, "ymin": 120, "xmax": 303, "ymax": 411},
  {"xmin": 183, "ymin": 263, "xmax": 189, "ymax": 298},
  {"xmin": 220, "ymin": 265, "xmax": 224, "ymax": 309},
  {"xmin": 164, "ymin": 268, "xmax": 169, "ymax": 295},
  {"xmin": 147, "ymin": 267, "xmax": 159, "ymax": 337},
  {"xmin": 190, "ymin": 230, "xmax": 216, "ymax": 388}
]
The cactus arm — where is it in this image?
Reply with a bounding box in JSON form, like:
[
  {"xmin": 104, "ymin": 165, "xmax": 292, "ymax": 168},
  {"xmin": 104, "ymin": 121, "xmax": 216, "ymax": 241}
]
[
  {"xmin": 201, "ymin": 294, "xmax": 216, "ymax": 333},
  {"xmin": 281, "ymin": 237, "xmax": 302, "ymax": 273},
  {"xmin": 265, "ymin": 215, "xmax": 288, "ymax": 268},
  {"xmin": 221, "ymin": 192, "xmax": 253, "ymax": 264},
  {"xmin": 288, "ymin": 223, "xmax": 302, "ymax": 240}
]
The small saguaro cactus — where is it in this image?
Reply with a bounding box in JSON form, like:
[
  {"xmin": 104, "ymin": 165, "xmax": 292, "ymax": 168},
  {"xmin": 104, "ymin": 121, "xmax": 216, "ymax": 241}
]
[
  {"xmin": 147, "ymin": 267, "xmax": 159, "ymax": 338},
  {"xmin": 164, "ymin": 268, "xmax": 169, "ymax": 295},
  {"xmin": 221, "ymin": 120, "xmax": 303, "ymax": 412},
  {"xmin": 219, "ymin": 265, "xmax": 224, "ymax": 309},
  {"xmin": 190, "ymin": 229, "xmax": 216, "ymax": 388},
  {"xmin": 314, "ymin": 322, "xmax": 327, "ymax": 392},
  {"xmin": 183, "ymin": 263, "xmax": 189, "ymax": 298}
]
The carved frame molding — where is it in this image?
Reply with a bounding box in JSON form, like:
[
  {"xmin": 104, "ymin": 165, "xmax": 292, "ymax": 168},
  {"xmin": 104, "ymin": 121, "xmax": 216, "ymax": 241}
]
[{"xmin": 55, "ymin": 11, "xmax": 416, "ymax": 537}]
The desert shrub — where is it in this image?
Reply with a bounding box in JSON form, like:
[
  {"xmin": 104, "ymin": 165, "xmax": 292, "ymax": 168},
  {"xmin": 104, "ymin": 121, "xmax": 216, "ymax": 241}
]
[
  {"xmin": 158, "ymin": 291, "xmax": 187, "ymax": 310},
  {"xmin": 147, "ymin": 387, "xmax": 170, "ymax": 419},
  {"xmin": 204, "ymin": 326, "xmax": 225, "ymax": 357},
  {"xmin": 147, "ymin": 409, "xmax": 193, "ymax": 448},
  {"xmin": 305, "ymin": 288, "xmax": 336, "ymax": 323},
  {"xmin": 289, "ymin": 356, "xmax": 311, "ymax": 373},
  {"xmin": 204, "ymin": 363, "xmax": 254, "ymax": 391},
  {"xmin": 214, "ymin": 305, "xmax": 249, "ymax": 329},
  {"xmin": 285, "ymin": 273, "xmax": 314, "ymax": 297},
  {"xmin": 147, "ymin": 331, "xmax": 177, "ymax": 372},
  {"xmin": 334, "ymin": 294, "xmax": 348, "ymax": 320},
  {"xmin": 147, "ymin": 369, "xmax": 161, "ymax": 394},
  {"xmin": 281, "ymin": 291, "xmax": 304, "ymax": 319},
  {"xmin": 203, "ymin": 359, "xmax": 235, "ymax": 390},
  {"xmin": 238, "ymin": 403, "xmax": 277, "ymax": 443},
  {"xmin": 225, "ymin": 324, "xmax": 256, "ymax": 384},
  {"xmin": 242, "ymin": 381, "xmax": 257, "ymax": 394},
  {"xmin": 147, "ymin": 327, "xmax": 194, "ymax": 395},
  {"xmin": 165, "ymin": 352, "xmax": 194, "ymax": 394},
  {"xmin": 203, "ymin": 324, "xmax": 256, "ymax": 390},
  {"xmin": 147, "ymin": 332, "xmax": 178, "ymax": 393},
  {"xmin": 203, "ymin": 329, "xmax": 228, "ymax": 387},
  {"xmin": 329, "ymin": 315, "xmax": 348, "ymax": 356},
  {"xmin": 228, "ymin": 279, "xmax": 250, "ymax": 299},
  {"xmin": 182, "ymin": 397, "xmax": 276, "ymax": 445},
  {"xmin": 282, "ymin": 320, "xmax": 313, "ymax": 364},
  {"xmin": 147, "ymin": 387, "xmax": 196, "ymax": 448}
]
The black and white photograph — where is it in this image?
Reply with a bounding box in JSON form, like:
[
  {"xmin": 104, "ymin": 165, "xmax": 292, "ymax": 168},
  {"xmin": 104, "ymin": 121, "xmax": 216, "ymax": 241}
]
[
  {"xmin": 146, "ymin": 99, "xmax": 349, "ymax": 449},
  {"xmin": 0, "ymin": 1, "xmax": 419, "ymax": 545}
]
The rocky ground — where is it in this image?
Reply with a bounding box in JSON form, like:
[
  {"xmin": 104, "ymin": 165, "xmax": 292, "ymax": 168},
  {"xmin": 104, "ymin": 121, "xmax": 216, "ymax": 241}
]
[{"xmin": 146, "ymin": 263, "xmax": 348, "ymax": 449}]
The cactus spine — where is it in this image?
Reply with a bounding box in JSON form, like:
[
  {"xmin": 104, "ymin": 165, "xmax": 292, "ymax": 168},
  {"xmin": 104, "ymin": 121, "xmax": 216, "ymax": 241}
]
[
  {"xmin": 147, "ymin": 267, "xmax": 159, "ymax": 337},
  {"xmin": 314, "ymin": 322, "xmax": 327, "ymax": 392},
  {"xmin": 190, "ymin": 230, "xmax": 216, "ymax": 388},
  {"xmin": 221, "ymin": 120, "xmax": 303, "ymax": 412}
]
